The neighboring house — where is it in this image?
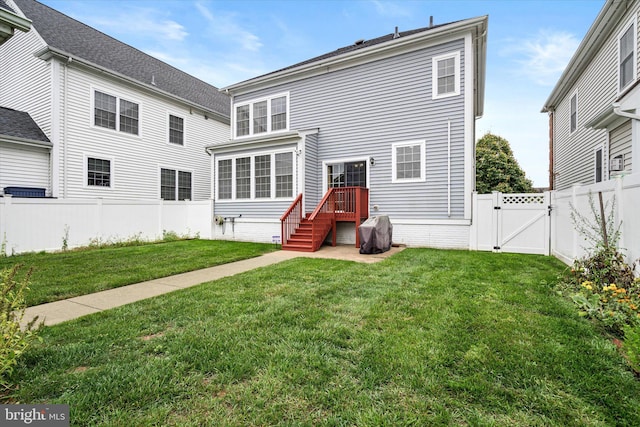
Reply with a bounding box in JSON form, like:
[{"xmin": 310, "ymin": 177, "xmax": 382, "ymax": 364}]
[
  {"xmin": 0, "ymin": 0, "xmax": 30, "ymax": 45},
  {"xmin": 207, "ymin": 17, "xmax": 487, "ymax": 250},
  {"xmin": 0, "ymin": 0, "xmax": 229, "ymax": 200},
  {"xmin": 542, "ymin": 0, "xmax": 640, "ymax": 190},
  {"xmin": 0, "ymin": 106, "xmax": 51, "ymax": 195}
]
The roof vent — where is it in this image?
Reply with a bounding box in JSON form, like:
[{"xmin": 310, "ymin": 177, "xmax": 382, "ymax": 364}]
[
  {"xmin": 354, "ymin": 39, "xmax": 365, "ymax": 46},
  {"xmin": 151, "ymin": 74, "xmax": 156, "ymax": 86},
  {"xmin": 393, "ymin": 26, "xmax": 400, "ymax": 39},
  {"xmin": 429, "ymin": 16, "xmax": 434, "ymax": 28}
]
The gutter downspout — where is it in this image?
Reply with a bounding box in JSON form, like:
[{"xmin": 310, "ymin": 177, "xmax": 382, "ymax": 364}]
[
  {"xmin": 447, "ymin": 118, "xmax": 451, "ymax": 217},
  {"xmin": 548, "ymin": 111, "xmax": 554, "ymax": 190}
]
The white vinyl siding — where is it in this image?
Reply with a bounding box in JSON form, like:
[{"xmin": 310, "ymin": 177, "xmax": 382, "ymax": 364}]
[
  {"xmin": 0, "ymin": 144, "xmax": 50, "ymax": 195},
  {"xmin": 216, "ymin": 150, "xmax": 295, "ymax": 201},
  {"xmin": 392, "ymin": 141, "xmax": 426, "ymax": 183},
  {"xmin": 552, "ymin": 2, "xmax": 640, "ymax": 190},
  {"xmin": 233, "ymin": 93, "xmax": 289, "ymax": 138},
  {"xmin": 609, "ymin": 120, "xmax": 632, "ymax": 176},
  {"xmin": 432, "ymin": 51, "xmax": 461, "ymax": 99}
]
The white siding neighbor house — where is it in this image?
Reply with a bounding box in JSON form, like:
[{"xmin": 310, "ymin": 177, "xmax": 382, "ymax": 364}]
[
  {"xmin": 0, "ymin": 0, "xmax": 229, "ymax": 200},
  {"xmin": 542, "ymin": 0, "xmax": 640, "ymax": 190},
  {"xmin": 207, "ymin": 17, "xmax": 487, "ymax": 250}
]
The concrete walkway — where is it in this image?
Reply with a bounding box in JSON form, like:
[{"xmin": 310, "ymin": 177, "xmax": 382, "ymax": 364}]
[{"xmin": 22, "ymin": 245, "xmax": 404, "ymax": 327}]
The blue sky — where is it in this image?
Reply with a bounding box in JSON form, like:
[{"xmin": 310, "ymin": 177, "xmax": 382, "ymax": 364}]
[{"xmin": 40, "ymin": 0, "xmax": 605, "ymax": 187}]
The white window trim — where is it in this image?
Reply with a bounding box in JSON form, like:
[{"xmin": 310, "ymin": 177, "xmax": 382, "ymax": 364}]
[
  {"xmin": 391, "ymin": 140, "xmax": 426, "ymax": 183},
  {"xmin": 90, "ymin": 87, "xmax": 142, "ymax": 138},
  {"xmin": 321, "ymin": 156, "xmax": 371, "ymax": 193},
  {"xmin": 83, "ymin": 154, "xmax": 115, "ymax": 189},
  {"xmin": 570, "ymin": 92, "xmax": 578, "ymax": 134},
  {"xmin": 232, "ymin": 92, "xmax": 290, "ymax": 139},
  {"xmin": 432, "ymin": 51, "xmax": 461, "ymax": 100},
  {"xmin": 617, "ymin": 16, "xmax": 637, "ymax": 93},
  {"xmin": 215, "ymin": 148, "xmax": 296, "ymax": 202},
  {"xmin": 167, "ymin": 112, "xmax": 186, "ymax": 147},
  {"xmin": 158, "ymin": 166, "xmax": 194, "ymax": 201},
  {"xmin": 593, "ymin": 144, "xmax": 607, "ymax": 183}
]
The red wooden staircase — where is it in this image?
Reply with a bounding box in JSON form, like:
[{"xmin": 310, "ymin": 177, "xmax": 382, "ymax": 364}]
[{"xmin": 280, "ymin": 187, "xmax": 369, "ymax": 252}]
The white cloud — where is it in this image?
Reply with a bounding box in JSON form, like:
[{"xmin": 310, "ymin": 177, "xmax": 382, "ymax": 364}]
[
  {"xmin": 195, "ymin": 2, "xmax": 263, "ymax": 52},
  {"xmin": 83, "ymin": 9, "xmax": 188, "ymax": 42},
  {"xmin": 370, "ymin": 0, "xmax": 412, "ymax": 18},
  {"xmin": 503, "ymin": 29, "xmax": 580, "ymax": 86}
]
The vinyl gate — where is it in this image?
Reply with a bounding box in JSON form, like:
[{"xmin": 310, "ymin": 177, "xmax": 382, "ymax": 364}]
[{"xmin": 471, "ymin": 192, "xmax": 551, "ymax": 255}]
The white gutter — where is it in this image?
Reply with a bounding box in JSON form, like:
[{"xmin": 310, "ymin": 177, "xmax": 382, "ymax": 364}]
[{"xmin": 612, "ymin": 102, "xmax": 640, "ymax": 120}]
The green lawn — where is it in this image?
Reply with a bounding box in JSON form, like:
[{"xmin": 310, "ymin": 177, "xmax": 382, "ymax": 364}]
[
  {"xmin": 0, "ymin": 240, "xmax": 277, "ymax": 306},
  {"xmin": 8, "ymin": 249, "xmax": 640, "ymax": 426}
]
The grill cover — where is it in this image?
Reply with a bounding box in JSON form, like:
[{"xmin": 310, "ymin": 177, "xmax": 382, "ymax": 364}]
[{"xmin": 358, "ymin": 215, "xmax": 392, "ymax": 254}]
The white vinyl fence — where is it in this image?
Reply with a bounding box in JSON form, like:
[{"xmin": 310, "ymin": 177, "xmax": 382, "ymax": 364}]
[
  {"xmin": 550, "ymin": 173, "xmax": 640, "ymax": 266},
  {"xmin": 470, "ymin": 192, "xmax": 551, "ymax": 255},
  {"xmin": 0, "ymin": 197, "xmax": 213, "ymax": 255}
]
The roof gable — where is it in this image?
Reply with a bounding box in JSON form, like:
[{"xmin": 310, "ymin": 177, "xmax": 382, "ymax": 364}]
[
  {"xmin": 0, "ymin": 106, "xmax": 50, "ymax": 143},
  {"xmin": 12, "ymin": 0, "xmax": 229, "ymax": 119}
]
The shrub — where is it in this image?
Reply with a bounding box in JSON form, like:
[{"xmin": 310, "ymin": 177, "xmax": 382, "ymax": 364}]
[
  {"xmin": 557, "ymin": 192, "xmax": 639, "ymax": 335},
  {"xmin": 0, "ymin": 265, "xmax": 41, "ymax": 390}
]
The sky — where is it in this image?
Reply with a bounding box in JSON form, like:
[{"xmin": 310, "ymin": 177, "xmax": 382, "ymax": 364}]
[{"xmin": 39, "ymin": 0, "xmax": 606, "ymax": 187}]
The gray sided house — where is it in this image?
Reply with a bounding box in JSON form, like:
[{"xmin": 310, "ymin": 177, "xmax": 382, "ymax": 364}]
[
  {"xmin": 0, "ymin": 0, "xmax": 229, "ymax": 200},
  {"xmin": 543, "ymin": 0, "xmax": 640, "ymax": 190},
  {"xmin": 207, "ymin": 16, "xmax": 488, "ymax": 250}
]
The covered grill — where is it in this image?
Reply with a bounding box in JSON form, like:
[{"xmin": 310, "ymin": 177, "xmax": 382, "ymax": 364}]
[{"xmin": 358, "ymin": 215, "xmax": 392, "ymax": 254}]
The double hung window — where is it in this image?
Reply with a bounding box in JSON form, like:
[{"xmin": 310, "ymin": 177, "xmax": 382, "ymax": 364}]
[
  {"xmin": 234, "ymin": 94, "xmax": 289, "ymax": 138},
  {"xmin": 161, "ymin": 168, "xmax": 192, "ymax": 200},
  {"xmin": 94, "ymin": 90, "xmax": 139, "ymax": 135}
]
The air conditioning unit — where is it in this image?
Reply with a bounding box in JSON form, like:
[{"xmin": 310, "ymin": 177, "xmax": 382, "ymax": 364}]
[{"xmin": 610, "ymin": 155, "xmax": 624, "ymax": 172}]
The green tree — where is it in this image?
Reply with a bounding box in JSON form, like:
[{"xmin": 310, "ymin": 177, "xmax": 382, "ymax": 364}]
[{"xmin": 475, "ymin": 132, "xmax": 534, "ymax": 194}]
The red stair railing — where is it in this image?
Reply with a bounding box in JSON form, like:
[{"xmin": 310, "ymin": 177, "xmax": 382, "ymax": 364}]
[{"xmin": 280, "ymin": 193, "xmax": 303, "ymax": 247}]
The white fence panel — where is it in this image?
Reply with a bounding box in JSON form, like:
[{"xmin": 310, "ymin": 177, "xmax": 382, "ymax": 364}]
[
  {"xmin": 0, "ymin": 197, "xmax": 213, "ymax": 255},
  {"xmin": 551, "ymin": 174, "xmax": 640, "ymax": 266}
]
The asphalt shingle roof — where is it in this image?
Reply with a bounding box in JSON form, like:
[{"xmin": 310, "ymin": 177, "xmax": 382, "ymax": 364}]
[
  {"xmin": 236, "ymin": 21, "xmax": 457, "ymax": 85},
  {"xmin": 12, "ymin": 0, "xmax": 229, "ymax": 118},
  {"xmin": 0, "ymin": 106, "xmax": 50, "ymax": 142}
]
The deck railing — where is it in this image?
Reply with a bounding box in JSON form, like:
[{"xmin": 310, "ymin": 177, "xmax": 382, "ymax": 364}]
[
  {"xmin": 280, "ymin": 193, "xmax": 303, "ymax": 246},
  {"xmin": 281, "ymin": 187, "xmax": 369, "ymax": 250}
]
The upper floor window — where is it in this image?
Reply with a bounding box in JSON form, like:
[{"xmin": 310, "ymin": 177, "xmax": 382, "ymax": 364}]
[
  {"xmin": 570, "ymin": 93, "xmax": 577, "ymax": 133},
  {"xmin": 94, "ymin": 90, "xmax": 139, "ymax": 135},
  {"xmin": 161, "ymin": 168, "xmax": 192, "ymax": 200},
  {"xmin": 234, "ymin": 93, "xmax": 289, "ymax": 138},
  {"xmin": 392, "ymin": 141, "xmax": 426, "ymax": 183},
  {"xmin": 432, "ymin": 52, "xmax": 461, "ymax": 99},
  {"xmin": 87, "ymin": 157, "xmax": 112, "ymax": 187},
  {"xmin": 169, "ymin": 115, "xmax": 184, "ymax": 145},
  {"xmin": 619, "ymin": 19, "xmax": 637, "ymax": 91}
]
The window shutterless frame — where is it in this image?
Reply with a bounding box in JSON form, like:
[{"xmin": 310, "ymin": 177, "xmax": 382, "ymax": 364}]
[
  {"xmin": 432, "ymin": 52, "xmax": 461, "ymax": 99},
  {"xmin": 232, "ymin": 93, "xmax": 290, "ymax": 138}
]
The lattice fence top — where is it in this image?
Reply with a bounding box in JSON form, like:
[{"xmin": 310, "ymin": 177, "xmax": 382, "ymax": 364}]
[{"xmin": 502, "ymin": 194, "xmax": 545, "ymax": 205}]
